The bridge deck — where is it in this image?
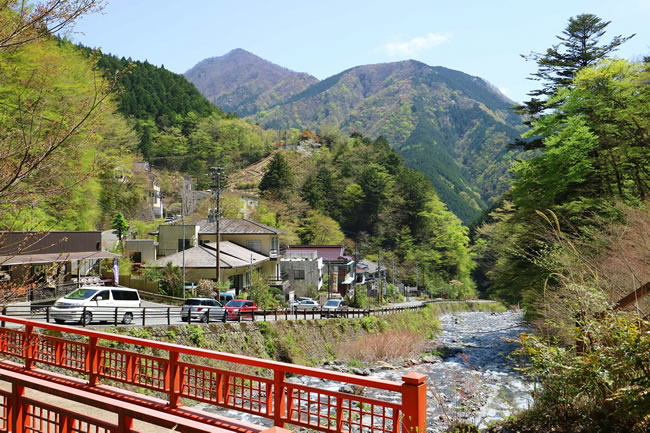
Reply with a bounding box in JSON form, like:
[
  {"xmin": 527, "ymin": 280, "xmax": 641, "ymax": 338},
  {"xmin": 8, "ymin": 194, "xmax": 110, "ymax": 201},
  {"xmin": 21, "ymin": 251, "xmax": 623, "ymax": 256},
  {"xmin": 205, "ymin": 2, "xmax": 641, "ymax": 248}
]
[{"xmin": 0, "ymin": 361, "xmax": 265, "ymax": 433}]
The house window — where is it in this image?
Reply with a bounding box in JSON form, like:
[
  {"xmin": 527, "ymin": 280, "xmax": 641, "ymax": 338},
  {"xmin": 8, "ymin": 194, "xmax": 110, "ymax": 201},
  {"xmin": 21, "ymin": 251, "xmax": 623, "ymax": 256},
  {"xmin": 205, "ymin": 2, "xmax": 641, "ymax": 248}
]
[
  {"xmin": 294, "ymin": 269, "xmax": 305, "ymax": 280},
  {"xmin": 271, "ymin": 237, "xmax": 279, "ymax": 251},
  {"xmin": 246, "ymin": 240, "xmax": 262, "ymax": 253},
  {"xmin": 178, "ymin": 239, "xmax": 190, "ymax": 252}
]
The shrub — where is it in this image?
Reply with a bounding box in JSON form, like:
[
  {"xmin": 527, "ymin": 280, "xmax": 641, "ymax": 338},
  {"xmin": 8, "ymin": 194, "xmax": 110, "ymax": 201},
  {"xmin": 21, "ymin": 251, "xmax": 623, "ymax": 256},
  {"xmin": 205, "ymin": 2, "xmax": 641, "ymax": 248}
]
[
  {"xmin": 196, "ymin": 279, "xmax": 216, "ymax": 298},
  {"xmin": 336, "ymin": 330, "xmax": 426, "ymax": 362},
  {"xmin": 517, "ymin": 312, "xmax": 650, "ymax": 433}
]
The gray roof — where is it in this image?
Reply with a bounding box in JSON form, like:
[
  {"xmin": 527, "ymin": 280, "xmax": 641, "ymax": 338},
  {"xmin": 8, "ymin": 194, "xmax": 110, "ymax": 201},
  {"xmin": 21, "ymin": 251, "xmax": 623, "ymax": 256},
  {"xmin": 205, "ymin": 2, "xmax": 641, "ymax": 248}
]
[
  {"xmin": 197, "ymin": 218, "xmax": 284, "ymax": 235},
  {"xmin": 151, "ymin": 241, "xmax": 268, "ymax": 269},
  {"xmin": 358, "ymin": 259, "xmax": 387, "ymax": 273}
]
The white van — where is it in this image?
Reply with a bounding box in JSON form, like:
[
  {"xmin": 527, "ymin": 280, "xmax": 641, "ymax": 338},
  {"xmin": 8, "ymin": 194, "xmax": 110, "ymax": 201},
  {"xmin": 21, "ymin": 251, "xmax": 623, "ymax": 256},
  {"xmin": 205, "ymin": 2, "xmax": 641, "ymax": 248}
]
[{"xmin": 50, "ymin": 286, "xmax": 141, "ymax": 325}]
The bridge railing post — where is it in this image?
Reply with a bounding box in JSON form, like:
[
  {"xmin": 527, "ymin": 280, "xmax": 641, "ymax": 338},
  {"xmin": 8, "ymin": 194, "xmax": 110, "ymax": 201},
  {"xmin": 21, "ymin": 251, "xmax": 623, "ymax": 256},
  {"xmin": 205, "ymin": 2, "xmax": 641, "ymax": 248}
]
[
  {"xmin": 401, "ymin": 372, "xmax": 426, "ymax": 433},
  {"xmin": 24, "ymin": 324, "xmax": 35, "ymax": 369},
  {"xmin": 10, "ymin": 382, "xmax": 26, "ymax": 433},
  {"xmin": 273, "ymin": 369, "xmax": 286, "ymax": 427},
  {"xmin": 88, "ymin": 336, "xmax": 99, "ymax": 386},
  {"xmin": 168, "ymin": 350, "xmax": 181, "ymax": 408}
]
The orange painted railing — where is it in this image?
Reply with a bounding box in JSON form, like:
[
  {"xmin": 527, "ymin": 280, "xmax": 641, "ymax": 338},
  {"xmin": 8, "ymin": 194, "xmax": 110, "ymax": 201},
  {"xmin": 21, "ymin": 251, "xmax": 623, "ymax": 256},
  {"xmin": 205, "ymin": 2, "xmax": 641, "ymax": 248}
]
[{"xmin": 0, "ymin": 315, "xmax": 427, "ymax": 433}]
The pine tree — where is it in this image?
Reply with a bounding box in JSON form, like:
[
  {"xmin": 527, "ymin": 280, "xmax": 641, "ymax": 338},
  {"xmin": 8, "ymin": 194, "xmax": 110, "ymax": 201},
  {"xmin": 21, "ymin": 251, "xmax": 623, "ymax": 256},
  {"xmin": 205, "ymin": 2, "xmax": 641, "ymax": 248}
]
[
  {"xmin": 515, "ymin": 14, "xmax": 634, "ymax": 149},
  {"xmin": 259, "ymin": 152, "xmax": 295, "ymax": 198},
  {"xmin": 111, "ymin": 212, "xmax": 129, "ymax": 249}
]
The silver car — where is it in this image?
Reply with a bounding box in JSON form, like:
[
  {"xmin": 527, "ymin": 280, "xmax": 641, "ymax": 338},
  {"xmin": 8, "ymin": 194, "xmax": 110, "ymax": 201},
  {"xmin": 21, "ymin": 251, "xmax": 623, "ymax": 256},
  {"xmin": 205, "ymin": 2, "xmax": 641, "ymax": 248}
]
[
  {"xmin": 180, "ymin": 298, "xmax": 226, "ymax": 323},
  {"xmin": 294, "ymin": 299, "xmax": 320, "ymax": 311}
]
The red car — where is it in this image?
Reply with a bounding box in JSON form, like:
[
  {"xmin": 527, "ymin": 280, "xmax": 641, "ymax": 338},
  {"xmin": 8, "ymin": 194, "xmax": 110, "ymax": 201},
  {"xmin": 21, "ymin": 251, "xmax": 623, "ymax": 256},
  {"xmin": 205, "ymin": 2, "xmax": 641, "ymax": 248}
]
[{"xmin": 224, "ymin": 299, "xmax": 257, "ymax": 320}]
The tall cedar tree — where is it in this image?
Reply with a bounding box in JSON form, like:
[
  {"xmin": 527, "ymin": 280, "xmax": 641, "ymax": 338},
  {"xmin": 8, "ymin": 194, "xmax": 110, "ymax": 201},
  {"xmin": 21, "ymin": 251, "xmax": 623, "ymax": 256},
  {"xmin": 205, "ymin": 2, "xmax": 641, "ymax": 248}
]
[
  {"xmin": 514, "ymin": 13, "xmax": 634, "ymax": 150},
  {"xmin": 259, "ymin": 152, "xmax": 294, "ymax": 198}
]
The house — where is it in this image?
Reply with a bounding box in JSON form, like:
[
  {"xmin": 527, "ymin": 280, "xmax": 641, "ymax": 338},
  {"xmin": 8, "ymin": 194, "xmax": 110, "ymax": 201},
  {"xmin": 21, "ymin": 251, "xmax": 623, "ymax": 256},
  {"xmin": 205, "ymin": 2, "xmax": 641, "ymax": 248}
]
[
  {"xmin": 0, "ymin": 231, "xmax": 120, "ymax": 301},
  {"xmin": 150, "ymin": 218, "xmax": 286, "ymax": 294},
  {"xmin": 355, "ymin": 258, "xmax": 388, "ymax": 298},
  {"xmin": 150, "ymin": 241, "xmax": 268, "ymax": 294},
  {"xmin": 134, "ymin": 162, "xmax": 163, "ymax": 219},
  {"xmin": 280, "ymin": 249, "xmax": 323, "ymax": 296},
  {"xmin": 282, "ymin": 245, "xmax": 355, "ymax": 296}
]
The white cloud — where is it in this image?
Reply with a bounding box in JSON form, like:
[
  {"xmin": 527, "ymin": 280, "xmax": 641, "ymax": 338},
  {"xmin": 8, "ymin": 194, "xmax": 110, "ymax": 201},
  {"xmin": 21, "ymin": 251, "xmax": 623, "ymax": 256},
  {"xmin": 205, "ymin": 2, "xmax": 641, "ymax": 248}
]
[{"xmin": 384, "ymin": 32, "xmax": 451, "ymax": 56}]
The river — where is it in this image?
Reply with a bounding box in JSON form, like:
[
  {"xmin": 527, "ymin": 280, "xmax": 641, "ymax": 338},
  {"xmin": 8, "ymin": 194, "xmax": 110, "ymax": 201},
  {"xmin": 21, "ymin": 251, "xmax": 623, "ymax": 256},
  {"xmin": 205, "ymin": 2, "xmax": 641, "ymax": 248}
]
[{"xmin": 200, "ymin": 310, "xmax": 534, "ymax": 432}]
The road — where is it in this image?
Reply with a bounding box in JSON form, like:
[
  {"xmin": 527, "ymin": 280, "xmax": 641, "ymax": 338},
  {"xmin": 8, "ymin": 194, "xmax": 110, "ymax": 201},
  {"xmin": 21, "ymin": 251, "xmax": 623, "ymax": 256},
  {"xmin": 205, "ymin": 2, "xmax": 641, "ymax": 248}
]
[{"xmin": 2, "ymin": 300, "xmax": 430, "ymax": 328}]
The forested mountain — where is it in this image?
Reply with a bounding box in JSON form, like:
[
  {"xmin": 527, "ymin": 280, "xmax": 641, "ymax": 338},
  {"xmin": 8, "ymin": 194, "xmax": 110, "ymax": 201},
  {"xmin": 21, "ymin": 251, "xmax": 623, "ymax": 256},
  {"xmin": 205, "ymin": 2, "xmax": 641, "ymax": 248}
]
[
  {"xmin": 184, "ymin": 48, "xmax": 319, "ymax": 117},
  {"xmin": 255, "ymin": 133, "xmax": 476, "ymax": 298},
  {"xmin": 187, "ymin": 53, "xmax": 524, "ymax": 222}
]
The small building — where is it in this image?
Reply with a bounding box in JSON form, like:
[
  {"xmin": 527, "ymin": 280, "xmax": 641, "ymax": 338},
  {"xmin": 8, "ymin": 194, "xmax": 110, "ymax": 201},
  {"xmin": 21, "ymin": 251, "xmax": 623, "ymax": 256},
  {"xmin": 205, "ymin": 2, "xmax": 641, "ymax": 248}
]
[
  {"xmin": 356, "ymin": 258, "xmax": 388, "ymax": 298},
  {"xmin": 282, "ymin": 245, "xmax": 355, "ymax": 296},
  {"xmin": 124, "ymin": 239, "xmax": 157, "ymax": 264},
  {"xmin": 280, "ymin": 249, "xmax": 323, "ymax": 296},
  {"xmin": 0, "ymin": 231, "xmax": 120, "ymax": 301}
]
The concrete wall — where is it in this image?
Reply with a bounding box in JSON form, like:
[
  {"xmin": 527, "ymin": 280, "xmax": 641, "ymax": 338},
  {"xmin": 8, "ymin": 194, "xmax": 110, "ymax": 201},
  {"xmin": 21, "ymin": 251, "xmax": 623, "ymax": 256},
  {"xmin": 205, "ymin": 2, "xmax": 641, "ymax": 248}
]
[
  {"xmin": 281, "ymin": 257, "xmax": 323, "ymax": 295},
  {"xmin": 157, "ymin": 225, "xmax": 199, "ymax": 257},
  {"xmin": 124, "ymin": 239, "xmax": 156, "ymax": 263}
]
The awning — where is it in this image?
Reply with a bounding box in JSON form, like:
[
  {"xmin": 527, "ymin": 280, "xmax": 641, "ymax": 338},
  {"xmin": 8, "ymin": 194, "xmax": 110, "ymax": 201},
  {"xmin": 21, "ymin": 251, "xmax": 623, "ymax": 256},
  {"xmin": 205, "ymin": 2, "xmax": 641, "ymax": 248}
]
[{"xmin": 0, "ymin": 251, "xmax": 120, "ymax": 266}]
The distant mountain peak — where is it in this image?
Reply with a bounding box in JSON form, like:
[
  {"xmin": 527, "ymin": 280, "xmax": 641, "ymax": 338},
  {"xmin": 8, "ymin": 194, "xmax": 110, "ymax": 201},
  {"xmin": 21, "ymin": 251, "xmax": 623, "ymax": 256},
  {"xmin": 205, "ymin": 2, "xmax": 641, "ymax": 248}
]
[{"xmin": 184, "ymin": 50, "xmax": 319, "ymax": 116}]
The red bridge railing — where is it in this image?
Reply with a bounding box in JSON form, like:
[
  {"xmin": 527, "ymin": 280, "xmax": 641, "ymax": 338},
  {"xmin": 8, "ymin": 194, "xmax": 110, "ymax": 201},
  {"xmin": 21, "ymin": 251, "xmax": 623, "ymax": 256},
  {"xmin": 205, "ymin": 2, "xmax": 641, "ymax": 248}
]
[{"xmin": 0, "ymin": 315, "xmax": 427, "ymax": 433}]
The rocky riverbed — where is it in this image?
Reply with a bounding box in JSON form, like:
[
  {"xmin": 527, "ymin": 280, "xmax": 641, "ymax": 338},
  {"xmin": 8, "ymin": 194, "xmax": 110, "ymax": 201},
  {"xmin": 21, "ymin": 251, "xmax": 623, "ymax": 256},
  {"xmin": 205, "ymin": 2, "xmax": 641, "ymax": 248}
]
[{"xmin": 200, "ymin": 310, "xmax": 533, "ymax": 432}]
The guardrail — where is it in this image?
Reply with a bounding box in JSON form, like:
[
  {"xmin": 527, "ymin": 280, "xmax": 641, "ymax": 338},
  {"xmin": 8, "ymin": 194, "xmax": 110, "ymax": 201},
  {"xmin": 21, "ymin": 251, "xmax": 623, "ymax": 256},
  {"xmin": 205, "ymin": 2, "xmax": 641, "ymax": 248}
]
[
  {"xmin": 0, "ymin": 315, "xmax": 427, "ymax": 432},
  {"xmin": 0, "ymin": 304, "xmax": 427, "ymax": 327}
]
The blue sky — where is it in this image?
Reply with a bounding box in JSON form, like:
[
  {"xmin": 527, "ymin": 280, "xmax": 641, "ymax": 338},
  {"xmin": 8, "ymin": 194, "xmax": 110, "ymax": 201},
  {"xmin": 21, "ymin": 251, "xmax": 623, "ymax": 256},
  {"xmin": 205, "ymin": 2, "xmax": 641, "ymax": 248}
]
[{"xmin": 73, "ymin": 0, "xmax": 650, "ymax": 103}]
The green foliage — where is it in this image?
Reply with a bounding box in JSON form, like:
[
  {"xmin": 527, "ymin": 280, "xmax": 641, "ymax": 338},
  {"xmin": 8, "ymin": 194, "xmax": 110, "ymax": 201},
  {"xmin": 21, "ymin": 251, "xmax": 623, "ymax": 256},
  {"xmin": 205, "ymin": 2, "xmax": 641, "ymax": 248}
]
[
  {"xmin": 475, "ymin": 21, "xmax": 649, "ymax": 307},
  {"xmin": 516, "ymin": 314, "xmax": 650, "ymax": 433},
  {"xmin": 87, "ymin": 47, "xmax": 216, "ymax": 124},
  {"xmin": 111, "ymin": 212, "xmax": 129, "ymax": 246},
  {"xmin": 360, "ymin": 316, "xmax": 379, "ymax": 332},
  {"xmin": 247, "ymin": 270, "xmax": 277, "ymax": 309},
  {"xmin": 385, "ymin": 284, "xmax": 404, "ymax": 303},
  {"xmin": 186, "ymin": 325, "xmax": 205, "ymax": 346},
  {"xmin": 296, "ymin": 211, "xmax": 344, "ymax": 245},
  {"xmin": 158, "ymin": 262, "xmax": 183, "ymax": 297},
  {"xmin": 259, "ymin": 152, "xmax": 295, "ymax": 198},
  {"xmin": 349, "ymin": 287, "xmax": 368, "ymax": 309}
]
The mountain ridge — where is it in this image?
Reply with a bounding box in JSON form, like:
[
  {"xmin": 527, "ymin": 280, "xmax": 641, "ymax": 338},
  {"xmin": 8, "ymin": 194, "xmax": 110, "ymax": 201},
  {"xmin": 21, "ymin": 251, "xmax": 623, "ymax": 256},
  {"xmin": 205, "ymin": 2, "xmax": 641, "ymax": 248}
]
[{"xmin": 185, "ymin": 50, "xmax": 523, "ymax": 222}]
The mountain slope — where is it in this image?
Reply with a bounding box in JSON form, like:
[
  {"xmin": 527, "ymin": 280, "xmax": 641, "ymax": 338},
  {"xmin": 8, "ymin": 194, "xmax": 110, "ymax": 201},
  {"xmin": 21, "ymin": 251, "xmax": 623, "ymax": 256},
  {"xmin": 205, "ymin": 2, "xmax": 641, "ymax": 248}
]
[
  {"xmin": 250, "ymin": 60, "xmax": 524, "ymax": 222},
  {"xmin": 184, "ymin": 49, "xmax": 319, "ymax": 116}
]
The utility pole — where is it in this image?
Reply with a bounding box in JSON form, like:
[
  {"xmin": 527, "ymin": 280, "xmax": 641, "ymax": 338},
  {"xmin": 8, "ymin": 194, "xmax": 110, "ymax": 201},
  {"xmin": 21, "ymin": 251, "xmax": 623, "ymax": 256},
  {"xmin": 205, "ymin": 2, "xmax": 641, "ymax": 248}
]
[
  {"xmin": 415, "ymin": 261, "xmax": 419, "ymax": 294},
  {"xmin": 377, "ymin": 251, "xmax": 381, "ymax": 304},
  {"xmin": 181, "ymin": 186, "xmax": 186, "ymax": 299},
  {"xmin": 210, "ymin": 166, "xmax": 225, "ymax": 286}
]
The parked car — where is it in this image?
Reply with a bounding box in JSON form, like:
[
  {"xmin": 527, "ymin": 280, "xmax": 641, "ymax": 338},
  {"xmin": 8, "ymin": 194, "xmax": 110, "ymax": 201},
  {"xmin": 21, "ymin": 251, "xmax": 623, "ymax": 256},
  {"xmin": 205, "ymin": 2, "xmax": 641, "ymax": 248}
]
[
  {"xmin": 293, "ymin": 299, "xmax": 320, "ymax": 311},
  {"xmin": 219, "ymin": 292, "xmax": 235, "ymax": 305},
  {"xmin": 322, "ymin": 299, "xmax": 348, "ymax": 316},
  {"xmin": 180, "ymin": 298, "xmax": 226, "ymax": 323},
  {"xmin": 51, "ymin": 287, "xmax": 141, "ymax": 325},
  {"xmin": 224, "ymin": 299, "xmax": 257, "ymax": 320}
]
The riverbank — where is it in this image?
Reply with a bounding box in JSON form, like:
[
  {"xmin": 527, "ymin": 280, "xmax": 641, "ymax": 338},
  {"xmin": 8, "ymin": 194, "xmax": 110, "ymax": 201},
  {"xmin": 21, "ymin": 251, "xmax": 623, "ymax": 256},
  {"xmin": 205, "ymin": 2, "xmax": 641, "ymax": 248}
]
[{"xmin": 105, "ymin": 301, "xmax": 506, "ymax": 368}]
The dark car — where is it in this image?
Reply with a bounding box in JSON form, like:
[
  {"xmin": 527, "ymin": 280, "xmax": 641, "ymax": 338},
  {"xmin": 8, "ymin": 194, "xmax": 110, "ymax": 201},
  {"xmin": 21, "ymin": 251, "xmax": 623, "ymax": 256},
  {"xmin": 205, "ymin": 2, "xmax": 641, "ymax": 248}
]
[
  {"xmin": 224, "ymin": 299, "xmax": 257, "ymax": 320},
  {"xmin": 180, "ymin": 298, "xmax": 226, "ymax": 323}
]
